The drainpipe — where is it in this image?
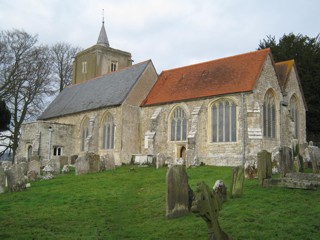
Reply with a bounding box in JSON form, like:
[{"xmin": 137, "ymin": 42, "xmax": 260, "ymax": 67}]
[
  {"xmin": 241, "ymin": 93, "xmax": 246, "ymax": 166},
  {"xmin": 48, "ymin": 126, "xmax": 53, "ymax": 160}
]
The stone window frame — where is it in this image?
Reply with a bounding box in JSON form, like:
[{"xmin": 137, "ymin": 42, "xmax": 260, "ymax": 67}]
[
  {"xmin": 289, "ymin": 94, "xmax": 299, "ymax": 139},
  {"xmin": 263, "ymin": 89, "xmax": 277, "ymax": 139},
  {"xmin": 110, "ymin": 61, "xmax": 118, "ymax": 72},
  {"xmin": 53, "ymin": 146, "xmax": 63, "ymax": 156},
  {"xmin": 168, "ymin": 105, "xmax": 189, "ymax": 142},
  {"xmin": 82, "ymin": 61, "xmax": 87, "ymax": 74},
  {"xmin": 208, "ymin": 97, "xmax": 238, "ymax": 143},
  {"xmin": 100, "ymin": 112, "xmax": 115, "ymax": 150},
  {"xmin": 80, "ymin": 116, "xmax": 90, "ymax": 152}
]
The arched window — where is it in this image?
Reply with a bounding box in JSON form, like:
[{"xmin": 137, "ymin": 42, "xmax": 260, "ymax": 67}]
[
  {"xmin": 102, "ymin": 114, "xmax": 115, "ymax": 149},
  {"xmin": 290, "ymin": 96, "xmax": 299, "ymax": 138},
  {"xmin": 211, "ymin": 100, "xmax": 237, "ymax": 142},
  {"xmin": 263, "ymin": 91, "xmax": 276, "ymax": 138},
  {"xmin": 81, "ymin": 117, "xmax": 89, "ymax": 151},
  {"xmin": 170, "ymin": 107, "xmax": 187, "ymax": 141}
]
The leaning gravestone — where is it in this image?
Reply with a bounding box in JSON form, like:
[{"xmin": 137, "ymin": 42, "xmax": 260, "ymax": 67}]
[
  {"xmin": 5, "ymin": 164, "xmax": 27, "ymax": 192},
  {"xmin": 230, "ymin": 166, "xmax": 244, "ymax": 198},
  {"xmin": 192, "ymin": 181, "xmax": 231, "ymax": 240},
  {"xmin": 166, "ymin": 165, "xmax": 193, "ymax": 219},
  {"xmin": 70, "ymin": 155, "xmax": 78, "ymax": 165},
  {"xmin": 257, "ymin": 150, "xmax": 272, "ymax": 186},
  {"xmin": 75, "ymin": 156, "xmax": 89, "ymax": 176},
  {"xmin": 0, "ymin": 167, "xmax": 6, "ymax": 193}
]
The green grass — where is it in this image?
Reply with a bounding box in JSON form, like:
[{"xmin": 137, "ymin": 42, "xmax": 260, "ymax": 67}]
[{"xmin": 0, "ymin": 165, "xmax": 319, "ymax": 239}]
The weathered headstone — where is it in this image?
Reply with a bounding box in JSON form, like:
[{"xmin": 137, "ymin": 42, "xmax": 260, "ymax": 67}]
[
  {"xmin": 192, "ymin": 181, "xmax": 231, "ymax": 240},
  {"xmin": 87, "ymin": 152, "xmax": 100, "ymax": 173},
  {"xmin": 5, "ymin": 164, "xmax": 27, "ymax": 192},
  {"xmin": 59, "ymin": 156, "xmax": 69, "ymax": 167},
  {"xmin": 49, "ymin": 158, "xmax": 60, "ymax": 174},
  {"xmin": 156, "ymin": 153, "xmax": 165, "ymax": 168},
  {"xmin": 27, "ymin": 171, "xmax": 38, "ymax": 181},
  {"xmin": 213, "ymin": 180, "xmax": 227, "ymax": 208},
  {"xmin": 244, "ymin": 164, "xmax": 257, "ymax": 179},
  {"xmin": 19, "ymin": 162, "xmax": 28, "ymax": 176},
  {"xmin": 308, "ymin": 146, "xmax": 320, "ymax": 174},
  {"xmin": 279, "ymin": 146, "xmax": 293, "ymax": 176},
  {"xmin": 104, "ymin": 154, "xmax": 116, "ymax": 170},
  {"xmin": 230, "ymin": 166, "xmax": 244, "ymax": 198},
  {"xmin": 30, "ymin": 155, "xmax": 40, "ymax": 162},
  {"xmin": 75, "ymin": 156, "xmax": 89, "ymax": 176},
  {"xmin": 257, "ymin": 150, "xmax": 272, "ymax": 186},
  {"xmin": 166, "ymin": 165, "xmax": 193, "ymax": 219},
  {"xmin": 70, "ymin": 155, "xmax": 78, "ymax": 165},
  {"xmin": 28, "ymin": 160, "xmax": 41, "ymax": 176},
  {"xmin": 0, "ymin": 167, "xmax": 6, "ymax": 193}
]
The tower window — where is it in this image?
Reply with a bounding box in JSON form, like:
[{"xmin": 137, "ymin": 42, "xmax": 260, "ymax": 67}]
[
  {"xmin": 53, "ymin": 146, "xmax": 63, "ymax": 156},
  {"xmin": 111, "ymin": 62, "xmax": 118, "ymax": 72},
  {"xmin": 82, "ymin": 61, "xmax": 87, "ymax": 73}
]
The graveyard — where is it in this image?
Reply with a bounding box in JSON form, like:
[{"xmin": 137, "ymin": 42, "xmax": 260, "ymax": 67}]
[{"xmin": 0, "ymin": 165, "xmax": 319, "ymax": 239}]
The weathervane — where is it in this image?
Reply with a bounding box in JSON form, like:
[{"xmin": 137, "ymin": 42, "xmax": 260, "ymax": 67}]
[{"xmin": 102, "ymin": 9, "xmax": 105, "ymax": 25}]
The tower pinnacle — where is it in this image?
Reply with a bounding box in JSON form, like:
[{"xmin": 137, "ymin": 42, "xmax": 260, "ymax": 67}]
[{"xmin": 97, "ymin": 9, "xmax": 110, "ymax": 47}]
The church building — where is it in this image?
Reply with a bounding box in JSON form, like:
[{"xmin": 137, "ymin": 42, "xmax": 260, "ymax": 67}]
[{"xmin": 15, "ymin": 22, "xmax": 307, "ymax": 167}]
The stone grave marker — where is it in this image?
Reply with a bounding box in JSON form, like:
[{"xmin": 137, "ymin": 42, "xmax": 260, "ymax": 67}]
[
  {"xmin": 59, "ymin": 156, "xmax": 69, "ymax": 167},
  {"xmin": 87, "ymin": 152, "xmax": 100, "ymax": 173},
  {"xmin": 213, "ymin": 180, "xmax": 227, "ymax": 208},
  {"xmin": 70, "ymin": 155, "xmax": 78, "ymax": 165},
  {"xmin": 49, "ymin": 158, "xmax": 60, "ymax": 174},
  {"xmin": 156, "ymin": 153, "xmax": 165, "ymax": 168},
  {"xmin": 230, "ymin": 166, "xmax": 244, "ymax": 198},
  {"xmin": 19, "ymin": 162, "xmax": 28, "ymax": 176},
  {"xmin": 28, "ymin": 160, "xmax": 40, "ymax": 176},
  {"xmin": 309, "ymin": 146, "xmax": 320, "ymax": 174},
  {"xmin": 279, "ymin": 146, "xmax": 293, "ymax": 176},
  {"xmin": 5, "ymin": 164, "xmax": 27, "ymax": 192},
  {"xmin": 75, "ymin": 156, "xmax": 89, "ymax": 176},
  {"xmin": 257, "ymin": 150, "xmax": 272, "ymax": 186},
  {"xmin": 0, "ymin": 167, "xmax": 6, "ymax": 193},
  {"xmin": 30, "ymin": 155, "xmax": 40, "ymax": 162},
  {"xmin": 105, "ymin": 154, "xmax": 116, "ymax": 170},
  {"xmin": 166, "ymin": 165, "xmax": 193, "ymax": 219},
  {"xmin": 191, "ymin": 181, "xmax": 231, "ymax": 240}
]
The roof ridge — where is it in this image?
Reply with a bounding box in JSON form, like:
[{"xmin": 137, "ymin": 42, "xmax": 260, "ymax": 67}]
[{"xmin": 161, "ymin": 48, "xmax": 270, "ymax": 73}]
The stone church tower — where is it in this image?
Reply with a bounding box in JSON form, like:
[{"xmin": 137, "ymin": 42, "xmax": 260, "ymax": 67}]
[{"xmin": 72, "ymin": 20, "xmax": 133, "ymax": 84}]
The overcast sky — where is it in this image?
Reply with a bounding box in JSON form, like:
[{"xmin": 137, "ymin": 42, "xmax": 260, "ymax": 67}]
[{"xmin": 0, "ymin": 0, "xmax": 319, "ymax": 72}]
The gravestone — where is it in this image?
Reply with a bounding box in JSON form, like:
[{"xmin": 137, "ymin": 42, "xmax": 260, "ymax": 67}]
[
  {"xmin": 16, "ymin": 157, "xmax": 27, "ymax": 164},
  {"xmin": 70, "ymin": 155, "xmax": 78, "ymax": 165},
  {"xmin": 244, "ymin": 164, "xmax": 257, "ymax": 179},
  {"xmin": 257, "ymin": 150, "xmax": 272, "ymax": 186},
  {"xmin": 49, "ymin": 158, "xmax": 60, "ymax": 174},
  {"xmin": 166, "ymin": 165, "xmax": 193, "ymax": 219},
  {"xmin": 279, "ymin": 147, "xmax": 293, "ymax": 176},
  {"xmin": 28, "ymin": 160, "xmax": 41, "ymax": 176},
  {"xmin": 308, "ymin": 146, "xmax": 320, "ymax": 174},
  {"xmin": 30, "ymin": 155, "xmax": 40, "ymax": 162},
  {"xmin": 230, "ymin": 166, "xmax": 244, "ymax": 198},
  {"xmin": 27, "ymin": 171, "xmax": 38, "ymax": 181},
  {"xmin": 59, "ymin": 156, "xmax": 69, "ymax": 167},
  {"xmin": 0, "ymin": 167, "xmax": 6, "ymax": 193},
  {"xmin": 191, "ymin": 181, "xmax": 231, "ymax": 240},
  {"xmin": 104, "ymin": 154, "xmax": 116, "ymax": 170},
  {"xmin": 87, "ymin": 152, "xmax": 100, "ymax": 173},
  {"xmin": 5, "ymin": 164, "xmax": 27, "ymax": 192},
  {"xmin": 156, "ymin": 153, "xmax": 165, "ymax": 168},
  {"xmin": 75, "ymin": 156, "xmax": 89, "ymax": 176},
  {"xmin": 213, "ymin": 180, "xmax": 227, "ymax": 208},
  {"xmin": 19, "ymin": 162, "xmax": 28, "ymax": 176}
]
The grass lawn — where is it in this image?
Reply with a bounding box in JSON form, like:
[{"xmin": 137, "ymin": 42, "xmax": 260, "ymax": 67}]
[{"xmin": 0, "ymin": 165, "xmax": 319, "ymax": 239}]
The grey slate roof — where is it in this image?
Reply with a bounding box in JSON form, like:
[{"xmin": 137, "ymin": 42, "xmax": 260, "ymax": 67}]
[
  {"xmin": 38, "ymin": 60, "xmax": 151, "ymax": 120},
  {"xmin": 97, "ymin": 22, "xmax": 110, "ymax": 47}
]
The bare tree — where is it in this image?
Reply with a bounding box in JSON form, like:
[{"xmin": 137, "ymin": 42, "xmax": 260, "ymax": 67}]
[
  {"xmin": 0, "ymin": 29, "xmax": 55, "ymax": 162},
  {"xmin": 51, "ymin": 42, "xmax": 81, "ymax": 92}
]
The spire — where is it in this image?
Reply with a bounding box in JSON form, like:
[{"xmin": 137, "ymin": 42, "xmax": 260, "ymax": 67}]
[{"xmin": 97, "ymin": 9, "xmax": 110, "ymax": 47}]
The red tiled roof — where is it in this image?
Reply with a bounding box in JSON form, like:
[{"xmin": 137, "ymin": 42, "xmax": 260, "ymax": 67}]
[{"xmin": 141, "ymin": 48, "xmax": 271, "ymax": 106}]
